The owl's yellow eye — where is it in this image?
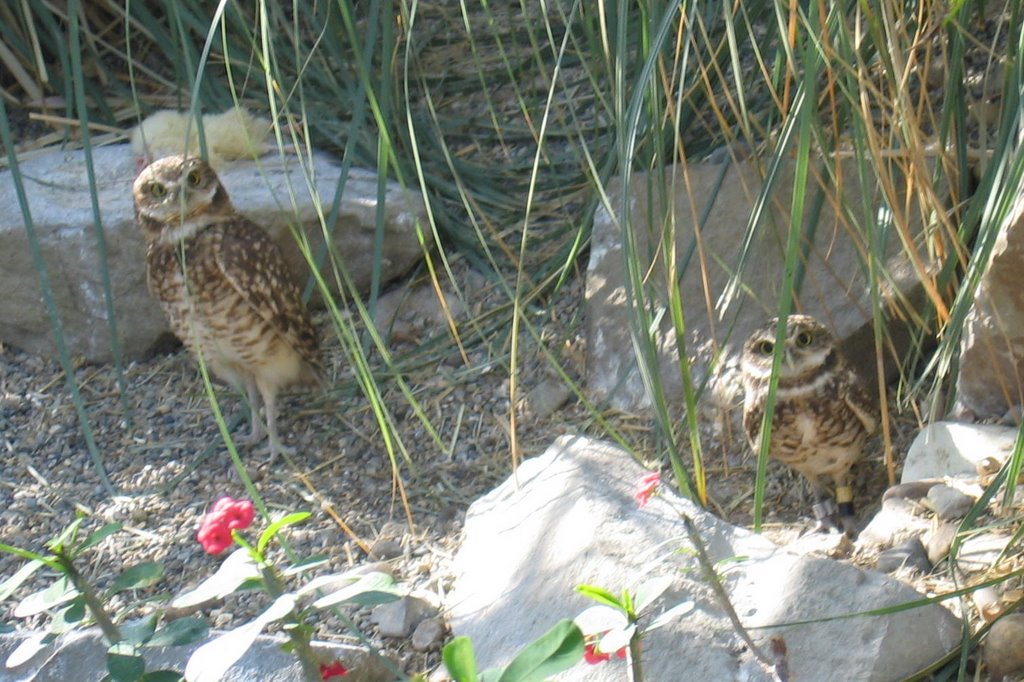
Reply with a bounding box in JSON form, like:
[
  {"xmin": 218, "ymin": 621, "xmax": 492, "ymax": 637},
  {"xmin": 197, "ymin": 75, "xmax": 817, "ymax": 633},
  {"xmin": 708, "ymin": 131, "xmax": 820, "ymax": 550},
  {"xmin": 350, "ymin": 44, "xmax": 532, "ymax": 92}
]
[
  {"xmin": 186, "ymin": 170, "xmax": 202, "ymax": 186},
  {"xmin": 796, "ymin": 331, "xmax": 813, "ymax": 347},
  {"xmin": 758, "ymin": 340, "xmax": 774, "ymax": 355},
  {"xmin": 149, "ymin": 182, "xmax": 167, "ymax": 198}
]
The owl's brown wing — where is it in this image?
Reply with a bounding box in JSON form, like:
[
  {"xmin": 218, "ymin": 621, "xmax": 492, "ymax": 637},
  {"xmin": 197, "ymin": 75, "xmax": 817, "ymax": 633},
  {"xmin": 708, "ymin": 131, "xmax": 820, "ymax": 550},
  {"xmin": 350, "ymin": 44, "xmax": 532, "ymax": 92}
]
[
  {"xmin": 742, "ymin": 396, "xmax": 764, "ymax": 452},
  {"xmin": 212, "ymin": 219, "xmax": 321, "ymax": 370},
  {"xmin": 842, "ymin": 369, "xmax": 878, "ymax": 434}
]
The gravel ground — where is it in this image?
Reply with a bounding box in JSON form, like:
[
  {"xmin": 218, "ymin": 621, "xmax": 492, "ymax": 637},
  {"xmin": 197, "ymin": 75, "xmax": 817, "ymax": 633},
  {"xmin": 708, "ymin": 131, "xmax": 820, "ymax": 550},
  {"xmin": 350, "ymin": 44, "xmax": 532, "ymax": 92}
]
[
  {"xmin": 0, "ymin": 245, "xmax": 929, "ymax": 678},
  {"xmin": 0, "ymin": 258, "xmax": 605, "ymax": 676}
]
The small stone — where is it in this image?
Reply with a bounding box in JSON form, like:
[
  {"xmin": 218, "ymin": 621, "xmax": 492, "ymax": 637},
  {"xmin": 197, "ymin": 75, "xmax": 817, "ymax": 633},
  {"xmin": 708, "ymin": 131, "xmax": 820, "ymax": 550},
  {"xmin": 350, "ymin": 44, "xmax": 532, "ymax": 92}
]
[
  {"xmin": 925, "ymin": 485, "xmax": 975, "ymax": 520},
  {"xmin": 881, "ymin": 480, "xmax": 943, "ymax": 503},
  {"xmin": 369, "ymin": 538, "xmax": 404, "ymax": 560},
  {"xmin": 411, "ymin": 617, "xmax": 446, "ymax": 651},
  {"xmin": 856, "ymin": 497, "xmax": 930, "ymax": 549},
  {"xmin": 875, "ymin": 537, "xmax": 931, "ymax": 575},
  {"xmin": 924, "ymin": 521, "xmax": 958, "ymax": 565},
  {"xmin": 371, "ymin": 595, "xmax": 440, "ymax": 639},
  {"xmin": 524, "ymin": 378, "xmax": 572, "ymax": 418},
  {"xmin": 984, "ymin": 614, "xmax": 1024, "ymax": 679}
]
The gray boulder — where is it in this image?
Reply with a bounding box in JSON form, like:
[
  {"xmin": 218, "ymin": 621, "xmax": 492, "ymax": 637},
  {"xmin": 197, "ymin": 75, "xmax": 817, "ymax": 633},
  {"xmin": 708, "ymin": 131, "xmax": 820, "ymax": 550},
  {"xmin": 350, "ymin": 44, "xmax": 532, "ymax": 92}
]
[
  {"xmin": 0, "ymin": 146, "xmax": 426, "ymax": 362},
  {"xmin": 585, "ymin": 154, "xmax": 930, "ymax": 412},
  {"xmin": 956, "ymin": 193, "xmax": 1024, "ymax": 420},
  {"xmin": 0, "ymin": 629, "xmax": 394, "ymax": 681},
  {"xmin": 448, "ymin": 435, "xmax": 960, "ymax": 681}
]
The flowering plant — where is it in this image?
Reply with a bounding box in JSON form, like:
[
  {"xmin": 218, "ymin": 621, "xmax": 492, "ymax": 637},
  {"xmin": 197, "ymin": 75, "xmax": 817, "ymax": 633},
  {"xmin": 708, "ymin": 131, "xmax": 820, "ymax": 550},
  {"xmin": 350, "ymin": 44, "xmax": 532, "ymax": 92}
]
[{"xmin": 0, "ymin": 502, "xmax": 400, "ymax": 682}]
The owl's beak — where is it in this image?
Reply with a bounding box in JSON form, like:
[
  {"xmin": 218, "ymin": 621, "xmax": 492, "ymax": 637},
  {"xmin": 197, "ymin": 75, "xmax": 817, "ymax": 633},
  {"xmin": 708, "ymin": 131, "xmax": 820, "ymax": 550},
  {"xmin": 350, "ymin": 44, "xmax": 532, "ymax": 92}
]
[{"xmin": 783, "ymin": 349, "xmax": 795, "ymax": 369}]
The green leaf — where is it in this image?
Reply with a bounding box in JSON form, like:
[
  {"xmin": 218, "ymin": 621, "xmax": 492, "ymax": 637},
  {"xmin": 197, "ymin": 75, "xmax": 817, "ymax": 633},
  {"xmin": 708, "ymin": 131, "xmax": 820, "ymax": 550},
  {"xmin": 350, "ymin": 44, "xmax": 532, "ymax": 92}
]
[
  {"xmin": 109, "ymin": 562, "xmax": 164, "ymax": 594},
  {"xmin": 171, "ymin": 549, "xmax": 260, "ymax": 609},
  {"xmin": 256, "ymin": 512, "xmax": 310, "ymax": 555},
  {"xmin": 496, "ymin": 619, "xmax": 584, "ymax": 682},
  {"xmin": 0, "ymin": 558, "xmax": 50, "ymax": 601},
  {"xmin": 633, "ymin": 575, "xmax": 673, "ymax": 615},
  {"xmin": 121, "ymin": 614, "xmax": 158, "ymax": 646},
  {"xmin": 47, "ymin": 516, "xmax": 87, "ymax": 552},
  {"xmin": 184, "ymin": 594, "xmax": 295, "ymax": 682},
  {"xmin": 575, "ymin": 584, "xmax": 624, "ymax": 612},
  {"xmin": 78, "ymin": 523, "xmax": 124, "ymax": 554},
  {"xmin": 145, "ymin": 617, "xmax": 208, "ymax": 648},
  {"xmin": 5, "ymin": 631, "xmax": 55, "ymax": 668},
  {"xmin": 574, "ymin": 605, "xmax": 628, "ymax": 637},
  {"xmin": 309, "ymin": 572, "xmax": 401, "ymax": 609},
  {"xmin": 279, "ymin": 554, "xmax": 330, "ymax": 577},
  {"xmin": 596, "ymin": 625, "xmax": 634, "ymax": 656},
  {"xmin": 645, "ymin": 599, "xmax": 695, "ymax": 633},
  {"xmin": 14, "ymin": 576, "xmax": 79, "ymax": 618},
  {"xmin": 442, "ymin": 636, "xmax": 478, "ymax": 682},
  {"xmin": 50, "ymin": 596, "xmax": 87, "ymax": 634},
  {"xmin": 107, "ymin": 647, "xmax": 146, "ymax": 681}
]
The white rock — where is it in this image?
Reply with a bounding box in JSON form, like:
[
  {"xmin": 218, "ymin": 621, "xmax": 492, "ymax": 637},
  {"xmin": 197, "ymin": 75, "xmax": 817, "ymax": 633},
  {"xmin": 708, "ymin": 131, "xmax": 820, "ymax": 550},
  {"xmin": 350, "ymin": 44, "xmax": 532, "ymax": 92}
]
[
  {"xmin": 902, "ymin": 422, "xmax": 1018, "ymax": 482},
  {"xmin": 449, "ymin": 435, "xmax": 960, "ymax": 681}
]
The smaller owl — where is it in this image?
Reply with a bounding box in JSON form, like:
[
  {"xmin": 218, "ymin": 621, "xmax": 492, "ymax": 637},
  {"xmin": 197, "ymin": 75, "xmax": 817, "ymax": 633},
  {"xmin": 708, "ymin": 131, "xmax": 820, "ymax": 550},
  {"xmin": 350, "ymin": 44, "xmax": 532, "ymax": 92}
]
[
  {"xmin": 133, "ymin": 154, "xmax": 322, "ymax": 462},
  {"xmin": 740, "ymin": 315, "xmax": 878, "ymax": 534}
]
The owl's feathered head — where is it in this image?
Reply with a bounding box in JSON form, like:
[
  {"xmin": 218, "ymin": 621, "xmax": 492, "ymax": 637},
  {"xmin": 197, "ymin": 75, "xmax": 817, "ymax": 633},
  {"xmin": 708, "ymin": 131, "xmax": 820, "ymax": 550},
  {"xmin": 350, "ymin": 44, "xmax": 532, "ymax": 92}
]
[
  {"xmin": 740, "ymin": 314, "xmax": 835, "ymax": 381},
  {"xmin": 133, "ymin": 154, "xmax": 231, "ymax": 245}
]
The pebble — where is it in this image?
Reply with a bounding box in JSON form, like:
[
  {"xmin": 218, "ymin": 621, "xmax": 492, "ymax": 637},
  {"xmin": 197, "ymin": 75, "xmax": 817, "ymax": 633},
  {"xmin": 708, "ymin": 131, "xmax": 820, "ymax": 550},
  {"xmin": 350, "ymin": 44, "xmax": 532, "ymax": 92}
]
[
  {"xmin": 924, "ymin": 521, "xmax": 958, "ymax": 565},
  {"xmin": 875, "ymin": 537, "xmax": 931, "ymax": 575},
  {"xmin": 925, "ymin": 485, "xmax": 975, "ymax": 520},
  {"xmin": 525, "ymin": 378, "xmax": 572, "ymax": 418},
  {"xmin": 371, "ymin": 595, "xmax": 440, "ymax": 639},
  {"xmin": 984, "ymin": 614, "xmax": 1024, "ymax": 679},
  {"xmin": 411, "ymin": 617, "xmax": 446, "ymax": 651}
]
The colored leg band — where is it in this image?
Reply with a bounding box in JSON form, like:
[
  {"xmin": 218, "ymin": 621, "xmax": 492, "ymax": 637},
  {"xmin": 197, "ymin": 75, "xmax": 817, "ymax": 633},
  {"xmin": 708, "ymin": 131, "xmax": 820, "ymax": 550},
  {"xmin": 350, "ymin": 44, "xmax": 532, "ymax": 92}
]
[
  {"xmin": 835, "ymin": 486, "xmax": 854, "ymax": 504},
  {"xmin": 837, "ymin": 501, "xmax": 855, "ymax": 517}
]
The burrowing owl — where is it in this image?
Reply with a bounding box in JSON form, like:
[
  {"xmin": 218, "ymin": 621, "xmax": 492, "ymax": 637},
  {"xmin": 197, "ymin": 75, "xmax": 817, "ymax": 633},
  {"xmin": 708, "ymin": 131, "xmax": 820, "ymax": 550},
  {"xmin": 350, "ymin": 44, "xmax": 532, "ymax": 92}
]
[
  {"xmin": 133, "ymin": 154, "xmax": 322, "ymax": 461},
  {"xmin": 740, "ymin": 314, "xmax": 878, "ymax": 533}
]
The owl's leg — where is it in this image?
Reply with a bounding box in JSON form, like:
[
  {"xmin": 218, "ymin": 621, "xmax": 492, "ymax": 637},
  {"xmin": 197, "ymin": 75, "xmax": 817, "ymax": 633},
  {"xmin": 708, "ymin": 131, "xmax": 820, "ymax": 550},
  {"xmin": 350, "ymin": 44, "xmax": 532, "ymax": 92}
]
[
  {"xmin": 808, "ymin": 478, "xmax": 841, "ymax": 533},
  {"xmin": 256, "ymin": 382, "xmax": 295, "ymax": 463},
  {"xmin": 833, "ymin": 473, "xmax": 858, "ymax": 536},
  {"xmin": 235, "ymin": 378, "xmax": 266, "ymax": 445}
]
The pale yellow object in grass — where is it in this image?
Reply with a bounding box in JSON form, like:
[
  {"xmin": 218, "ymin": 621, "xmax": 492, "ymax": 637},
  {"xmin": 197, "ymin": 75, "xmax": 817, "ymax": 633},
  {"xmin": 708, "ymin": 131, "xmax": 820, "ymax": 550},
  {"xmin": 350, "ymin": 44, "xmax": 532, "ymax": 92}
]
[{"xmin": 130, "ymin": 106, "xmax": 273, "ymax": 170}]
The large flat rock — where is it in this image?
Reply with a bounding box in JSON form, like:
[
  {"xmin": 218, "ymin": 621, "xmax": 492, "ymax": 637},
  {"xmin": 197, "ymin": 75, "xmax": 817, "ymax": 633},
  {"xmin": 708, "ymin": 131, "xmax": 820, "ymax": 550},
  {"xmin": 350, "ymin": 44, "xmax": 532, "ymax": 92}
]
[
  {"xmin": 449, "ymin": 435, "xmax": 960, "ymax": 681},
  {"xmin": 0, "ymin": 146, "xmax": 426, "ymax": 362}
]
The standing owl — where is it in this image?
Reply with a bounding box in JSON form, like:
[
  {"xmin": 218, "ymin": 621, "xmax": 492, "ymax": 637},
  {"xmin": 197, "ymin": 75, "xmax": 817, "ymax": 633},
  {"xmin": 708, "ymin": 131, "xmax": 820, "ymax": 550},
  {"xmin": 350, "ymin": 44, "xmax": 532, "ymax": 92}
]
[
  {"xmin": 133, "ymin": 154, "xmax": 322, "ymax": 462},
  {"xmin": 740, "ymin": 314, "xmax": 878, "ymax": 534}
]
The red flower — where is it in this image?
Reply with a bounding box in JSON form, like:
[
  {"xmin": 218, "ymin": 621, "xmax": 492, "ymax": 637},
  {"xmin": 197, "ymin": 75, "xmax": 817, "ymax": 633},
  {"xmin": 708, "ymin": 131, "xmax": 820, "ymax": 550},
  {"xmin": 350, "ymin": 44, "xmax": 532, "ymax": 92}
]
[
  {"xmin": 196, "ymin": 518, "xmax": 232, "ymax": 555},
  {"xmin": 633, "ymin": 472, "xmax": 661, "ymax": 508},
  {"xmin": 583, "ymin": 643, "xmax": 610, "ymax": 664},
  {"xmin": 209, "ymin": 497, "xmax": 255, "ymax": 530},
  {"xmin": 319, "ymin": 661, "xmax": 348, "ymax": 679},
  {"xmin": 196, "ymin": 497, "xmax": 254, "ymax": 555}
]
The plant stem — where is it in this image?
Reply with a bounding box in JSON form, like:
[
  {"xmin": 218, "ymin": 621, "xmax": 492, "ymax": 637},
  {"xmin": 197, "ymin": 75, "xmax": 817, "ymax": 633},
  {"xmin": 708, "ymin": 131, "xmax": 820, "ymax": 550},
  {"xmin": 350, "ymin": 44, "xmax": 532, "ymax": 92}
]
[
  {"xmin": 627, "ymin": 636, "xmax": 644, "ymax": 681},
  {"xmin": 53, "ymin": 550, "xmax": 122, "ymax": 645},
  {"xmin": 680, "ymin": 514, "xmax": 777, "ymax": 670},
  {"xmin": 259, "ymin": 563, "xmax": 322, "ymax": 682}
]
